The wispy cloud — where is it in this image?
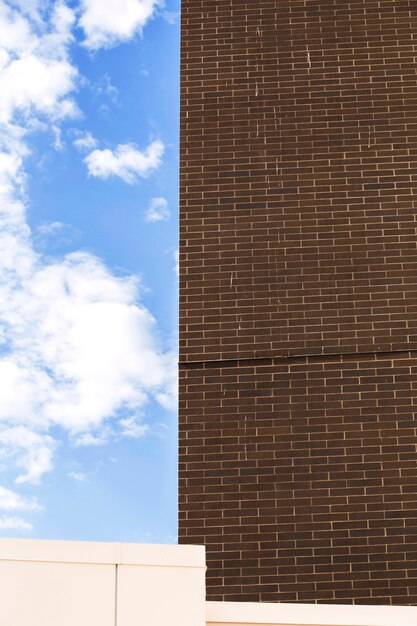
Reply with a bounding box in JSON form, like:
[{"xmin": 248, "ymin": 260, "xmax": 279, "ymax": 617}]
[
  {"xmin": 0, "ymin": 515, "xmax": 32, "ymax": 531},
  {"xmin": 34, "ymin": 221, "xmax": 81, "ymax": 252},
  {"xmin": 84, "ymin": 141, "xmax": 164, "ymax": 183},
  {"xmin": 0, "ymin": 485, "xmax": 40, "ymax": 511},
  {"xmin": 91, "ymin": 73, "xmax": 119, "ymax": 104},
  {"xmin": 145, "ymin": 197, "xmax": 170, "ymax": 223},
  {"xmin": 173, "ymin": 249, "xmax": 179, "ymax": 278},
  {"xmin": 0, "ymin": 429, "xmax": 55, "ymax": 484},
  {"xmin": 79, "ymin": 0, "xmax": 161, "ymax": 50},
  {"xmin": 161, "ymin": 10, "xmax": 179, "ymax": 25},
  {"xmin": 52, "ymin": 125, "xmax": 64, "ymax": 151},
  {"xmin": 73, "ymin": 130, "xmax": 97, "ymax": 151},
  {"xmin": 119, "ymin": 416, "xmax": 149, "ymax": 439},
  {"xmin": 68, "ymin": 471, "xmax": 86, "ymax": 482}
]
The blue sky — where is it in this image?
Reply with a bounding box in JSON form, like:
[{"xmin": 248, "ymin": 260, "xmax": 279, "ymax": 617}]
[{"xmin": 0, "ymin": 0, "xmax": 179, "ymax": 542}]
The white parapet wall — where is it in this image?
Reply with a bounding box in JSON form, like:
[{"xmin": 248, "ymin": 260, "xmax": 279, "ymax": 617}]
[
  {"xmin": 0, "ymin": 539, "xmax": 416, "ymax": 626},
  {"xmin": 206, "ymin": 600, "xmax": 417, "ymax": 626},
  {"xmin": 0, "ymin": 538, "xmax": 206, "ymax": 626}
]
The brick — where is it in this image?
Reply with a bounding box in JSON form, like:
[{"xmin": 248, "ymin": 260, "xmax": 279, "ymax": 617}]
[{"xmin": 179, "ymin": 0, "xmax": 417, "ymax": 606}]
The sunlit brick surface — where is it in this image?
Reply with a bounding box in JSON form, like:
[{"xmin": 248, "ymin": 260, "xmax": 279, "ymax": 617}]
[{"xmin": 179, "ymin": 0, "xmax": 417, "ymax": 604}]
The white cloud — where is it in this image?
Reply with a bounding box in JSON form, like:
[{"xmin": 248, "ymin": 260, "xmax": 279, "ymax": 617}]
[
  {"xmin": 0, "ymin": 2, "xmax": 35, "ymax": 55},
  {"xmin": 0, "ymin": 515, "xmax": 32, "ymax": 530},
  {"xmin": 79, "ymin": 0, "xmax": 161, "ymax": 50},
  {"xmin": 0, "ymin": 485, "xmax": 40, "ymax": 511},
  {"xmin": 0, "ymin": 55, "xmax": 77, "ymax": 124},
  {"xmin": 145, "ymin": 197, "xmax": 169, "ymax": 223},
  {"xmin": 7, "ymin": 1, "xmax": 44, "ymax": 23},
  {"xmin": 73, "ymin": 130, "xmax": 97, "ymax": 151},
  {"xmin": 0, "ymin": 2, "xmax": 78, "ymax": 126},
  {"xmin": 0, "ymin": 249, "xmax": 176, "ymax": 448},
  {"xmin": 0, "ymin": 2, "xmax": 175, "ymax": 519},
  {"xmin": 84, "ymin": 140, "xmax": 164, "ymax": 183}
]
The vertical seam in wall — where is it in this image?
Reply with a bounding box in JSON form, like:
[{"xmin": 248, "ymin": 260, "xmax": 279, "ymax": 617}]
[{"xmin": 114, "ymin": 563, "xmax": 118, "ymax": 626}]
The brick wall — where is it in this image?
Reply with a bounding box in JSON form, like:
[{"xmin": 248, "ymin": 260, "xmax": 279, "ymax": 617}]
[{"xmin": 179, "ymin": 0, "xmax": 417, "ymax": 604}]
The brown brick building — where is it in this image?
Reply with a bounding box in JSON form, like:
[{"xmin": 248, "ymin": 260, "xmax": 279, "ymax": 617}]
[{"xmin": 179, "ymin": 0, "xmax": 417, "ymax": 605}]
